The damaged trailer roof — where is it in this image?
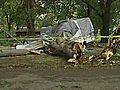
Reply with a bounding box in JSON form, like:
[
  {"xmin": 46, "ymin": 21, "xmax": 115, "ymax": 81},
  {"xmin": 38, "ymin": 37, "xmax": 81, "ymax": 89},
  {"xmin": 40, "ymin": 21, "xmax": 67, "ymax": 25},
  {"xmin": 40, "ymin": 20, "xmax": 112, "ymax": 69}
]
[{"xmin": 40, "ymin": 17, "xmax": 95, "ymax": 43}]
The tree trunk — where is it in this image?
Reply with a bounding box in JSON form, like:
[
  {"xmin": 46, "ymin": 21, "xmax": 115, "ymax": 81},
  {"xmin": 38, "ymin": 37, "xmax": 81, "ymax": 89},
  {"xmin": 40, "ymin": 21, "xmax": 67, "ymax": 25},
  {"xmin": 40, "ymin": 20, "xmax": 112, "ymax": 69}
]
[
  {"xmin": 25, "ymin": 0, "xmax": 35, "ymax": 36},
  {"xmin": 44, "ymin": 39, "xmax": 74, "ymax": 58},
  {"xmin": 100, "ymin": 0, "xmax": 112, "ymax": 42},
  {"xmin": 87, "ymin": 4, "xmax": 91, "ymax": 17},
  {"xmin": 81, "ymin": 0, "xmax": 114, "ymax": 43},
  {"xmin": 100, "ymin": 9, "xmax": 110, "ymax": 42},
  {"xmin": 0, "ymin": 49, "xmax": 30, "ymax": 57}
]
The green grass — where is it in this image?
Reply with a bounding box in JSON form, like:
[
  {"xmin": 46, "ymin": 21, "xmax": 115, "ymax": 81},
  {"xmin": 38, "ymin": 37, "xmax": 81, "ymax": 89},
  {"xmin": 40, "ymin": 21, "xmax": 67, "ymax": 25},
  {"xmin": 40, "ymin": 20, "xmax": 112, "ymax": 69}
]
[
  {"xmin": 0, "ymin": 31, "xmax": 17, "ymax": 46},
  {"xmin": 111, "ymin": 48, "xmax": 120, "ymax": 62},
  {"xmin": 0, "ymin": 40, "xmax": 17, "ymax": 46}
]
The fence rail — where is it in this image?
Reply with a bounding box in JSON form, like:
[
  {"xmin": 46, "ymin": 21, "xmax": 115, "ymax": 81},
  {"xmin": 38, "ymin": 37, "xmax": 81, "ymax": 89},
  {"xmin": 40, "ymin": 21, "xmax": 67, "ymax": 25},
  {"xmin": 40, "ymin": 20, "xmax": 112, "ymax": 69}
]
[
  {"xmin": 96, "ymin": 35, "xmax": 120, "ymax": 38},
  {"xmin": 0, "ymin": 35, "xmax": 119, "ymax": 42}
]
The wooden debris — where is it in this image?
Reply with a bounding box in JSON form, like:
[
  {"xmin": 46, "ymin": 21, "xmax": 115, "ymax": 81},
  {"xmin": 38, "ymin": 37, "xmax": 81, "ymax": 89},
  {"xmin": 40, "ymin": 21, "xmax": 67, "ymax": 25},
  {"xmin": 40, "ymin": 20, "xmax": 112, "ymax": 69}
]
[
  {"xmin": 67, "ymin": 36, "xmax": 119, "ymax": 65},
  {"xmin": 67, "ymin": 42, "xmax": 86, "ymax": 64},
  {"xmin": 116, "ymin": 21, "xmax": 120, "ymax": 35},
  {"xmin": 16, "ymin": 40, "xmax": 44, "ymax": 50},
  {"xmin": 90, "ymin": 38, "xmax": 119, "ymax": 64},
  {"xmin": 44, "ymin": 38, "xmax": 74, "ymax": 58},
  {"xmin": 0, "ymin": 48, "xmax": 30, "ymax": 57},
  {"xmin": 27, "ymin": 49, "xmax": 44, "ymax": 55}
]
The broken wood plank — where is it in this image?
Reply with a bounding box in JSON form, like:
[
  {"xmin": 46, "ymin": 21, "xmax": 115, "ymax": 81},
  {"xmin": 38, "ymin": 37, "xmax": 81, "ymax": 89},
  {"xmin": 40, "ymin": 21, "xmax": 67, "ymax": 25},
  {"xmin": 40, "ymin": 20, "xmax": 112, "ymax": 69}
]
[{"xmin": 16, "ymin": 39, "xmax": 44, "ymax": 50}]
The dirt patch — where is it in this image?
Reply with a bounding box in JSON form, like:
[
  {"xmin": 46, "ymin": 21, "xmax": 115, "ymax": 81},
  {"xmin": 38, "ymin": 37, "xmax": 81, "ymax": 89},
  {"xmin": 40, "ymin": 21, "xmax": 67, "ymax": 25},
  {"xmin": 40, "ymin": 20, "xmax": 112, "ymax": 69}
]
[
  {"xmin": 0, "ymin": 68, "xmax": 120, "ymax": 90},
  {"xmin": 0, "ymin": 54, "xmax": 66, "ymax": 69},
  {"xmin": 0, "ymin": 53, "xmax": 120, "ymax": 90},
  {"xmin": 0, "ymin": 54, "xmax": 120, "ymax": 69}
]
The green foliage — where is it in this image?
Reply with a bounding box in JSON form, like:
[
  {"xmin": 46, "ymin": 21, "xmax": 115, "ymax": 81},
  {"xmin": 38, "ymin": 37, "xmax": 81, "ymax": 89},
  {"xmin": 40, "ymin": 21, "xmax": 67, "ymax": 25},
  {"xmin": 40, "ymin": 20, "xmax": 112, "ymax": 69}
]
[
  {"xmin": 0, "ymin": 31, "xmax": 6, "ymax": 38},
  {"xmin": 0, "ymin": 0, "xmax": 120, "ymax": 36},
  {"xmin": 0, "ymin": 31, "xmax": 16, "ymax": 46},
  {"xmin": 0, "ymin": 40, "xmax": 15, "ymax": 46},
  {"xmin": 110, "ymin": 0, "xmax": 120, "ymax": 30},
  {"xmin": 13, "ymin": 2, "xmax": 27, "ymax": 27},
  {"xmin": 42, "ymin": 13, "xmax": 55, "ymax": 26}
]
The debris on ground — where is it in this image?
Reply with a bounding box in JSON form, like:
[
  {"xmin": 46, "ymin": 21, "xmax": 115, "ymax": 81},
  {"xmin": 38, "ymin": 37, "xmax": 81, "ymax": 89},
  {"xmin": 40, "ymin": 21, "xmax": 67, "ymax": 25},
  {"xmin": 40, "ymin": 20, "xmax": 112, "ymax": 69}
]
[{"xmin": 0, "ymin": 17, "xmax": 120, "ymax": 66}]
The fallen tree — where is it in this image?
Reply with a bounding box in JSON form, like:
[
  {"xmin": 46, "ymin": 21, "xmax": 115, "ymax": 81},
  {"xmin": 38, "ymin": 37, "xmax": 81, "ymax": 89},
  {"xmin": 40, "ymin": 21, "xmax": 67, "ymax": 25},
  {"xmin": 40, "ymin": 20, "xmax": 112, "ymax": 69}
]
[
  {"xmin": 44, "ymin": 38, "xmax": 74, "ymax": 58},
  {"xmin": 43, "ymin": 36, "xmax": 119, "ymax": 65},
  {"xmin": 90, "ymin": 38, "xmax": 120, "ymax": 64},
  {"xmin": 0, "ymin": 48, "xmax": 30, "ymax": 57},
  {"xmin": 0, "ymin": 36, "xmax": 119, "ymax": 66}
]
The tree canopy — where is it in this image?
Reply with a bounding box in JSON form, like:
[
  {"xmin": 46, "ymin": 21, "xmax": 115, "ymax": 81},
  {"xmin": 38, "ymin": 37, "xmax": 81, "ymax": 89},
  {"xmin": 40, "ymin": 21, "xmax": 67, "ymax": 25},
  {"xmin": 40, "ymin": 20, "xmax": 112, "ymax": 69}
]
[{"xmin": 0, "ymin": 0, "xmax": 120, "ymax": 41}]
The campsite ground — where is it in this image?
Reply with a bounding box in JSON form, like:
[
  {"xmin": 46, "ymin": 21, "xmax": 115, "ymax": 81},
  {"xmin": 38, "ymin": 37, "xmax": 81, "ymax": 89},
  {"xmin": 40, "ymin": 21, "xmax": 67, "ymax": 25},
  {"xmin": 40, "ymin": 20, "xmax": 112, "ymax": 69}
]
[{"xmin": 0, "ymin": 54, "xmax": 120, "ymax": 90}]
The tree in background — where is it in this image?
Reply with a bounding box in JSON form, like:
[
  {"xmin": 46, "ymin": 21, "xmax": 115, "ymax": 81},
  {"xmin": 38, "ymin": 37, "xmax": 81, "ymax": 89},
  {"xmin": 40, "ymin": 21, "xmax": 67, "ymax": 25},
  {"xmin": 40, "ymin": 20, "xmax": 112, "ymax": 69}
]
[
  {"xmin": 24, "ymin": 0, "xmax": 35, "ymax": 35},
  {"xmin": 80, "ymin": 0, "xmax": 119, "ymax": 42},
  {"xmin": 0, "ymin": 0, "xmax": 120, "ymax": 38}
]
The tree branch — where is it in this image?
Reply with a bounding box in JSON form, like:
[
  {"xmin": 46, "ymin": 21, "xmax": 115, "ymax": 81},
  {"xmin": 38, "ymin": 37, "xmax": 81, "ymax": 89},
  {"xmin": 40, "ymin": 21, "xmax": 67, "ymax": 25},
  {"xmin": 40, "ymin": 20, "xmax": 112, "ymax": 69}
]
[
  {"xmin": 111, "ymin": 0, "xmax": 118, "ymax": 3},
  {"xmin": 81, "ymin": 0, "xmax": 102, "ymax": 18}
]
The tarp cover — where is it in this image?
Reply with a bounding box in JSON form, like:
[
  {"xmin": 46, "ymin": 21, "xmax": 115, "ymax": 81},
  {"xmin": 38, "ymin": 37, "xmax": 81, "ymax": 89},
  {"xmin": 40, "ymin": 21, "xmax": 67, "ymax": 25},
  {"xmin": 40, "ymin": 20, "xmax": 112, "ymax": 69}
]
[{"xmin": 40, "ymin": 17, "xmax": 94, "ymax": 43}]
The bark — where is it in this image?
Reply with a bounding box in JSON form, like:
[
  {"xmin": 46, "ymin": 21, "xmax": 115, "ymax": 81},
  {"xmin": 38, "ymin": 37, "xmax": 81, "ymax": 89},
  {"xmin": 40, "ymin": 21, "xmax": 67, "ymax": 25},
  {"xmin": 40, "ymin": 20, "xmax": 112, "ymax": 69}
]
[
  {"xmin": 81, "ymin": 0, "xmax": 115, "ymax": 43},
  {"xmin": 87, "ymin": 5, "xmax": 91, "ymax": 17},
  {"xmin": 25, "ymin": 0, "xmax": 35, "ymax": 36},
  {"xmin": 100, "ymin": 0, "xmax": 112, "ymax": 42},
  {"xmin": 44, "ymin": 39, "xmax": 86, "ymax": 60},
  {"xmin": 0, "ymin": 49, "xmax": 30, "ymax": 57},
  {"xmin": 44, "ymin": 39, "xmax": 74, "ymax": 58}
]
